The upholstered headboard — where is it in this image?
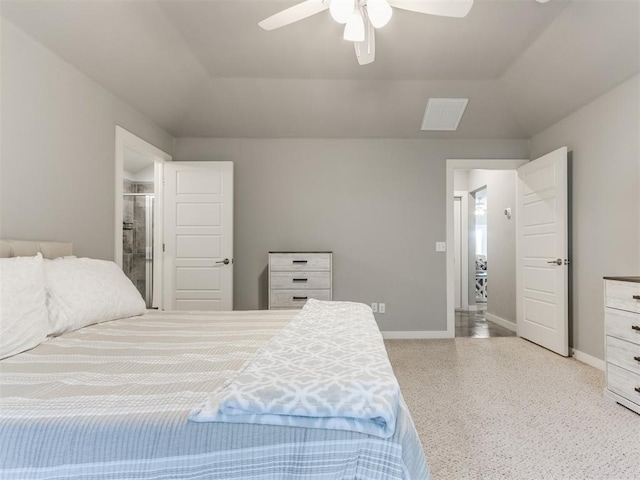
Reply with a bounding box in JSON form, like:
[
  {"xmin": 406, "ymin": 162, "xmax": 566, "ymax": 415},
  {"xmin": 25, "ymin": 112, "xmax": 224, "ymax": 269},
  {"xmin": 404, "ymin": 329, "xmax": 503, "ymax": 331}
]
[{"xmin": 0, "ymin": 239, "xmax": 73, "ymax": 259}]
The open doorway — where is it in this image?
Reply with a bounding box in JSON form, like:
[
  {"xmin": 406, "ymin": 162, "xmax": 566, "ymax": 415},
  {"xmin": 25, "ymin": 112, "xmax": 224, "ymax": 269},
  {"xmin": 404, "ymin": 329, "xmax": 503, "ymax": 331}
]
[
  {"xmin": 122, "ymin": 150, "xmax": 156, "ymax": 307},
  {"xmin": 455, "ymin": 171, "xmax": 516, "ymax": 337},
  {"xmin": 446, "ymin": 159, "xmax": 528, "ymax": 338},
  {"xmin": 114, "ymin": 126, "xmax": 171, "ymax": 310}
]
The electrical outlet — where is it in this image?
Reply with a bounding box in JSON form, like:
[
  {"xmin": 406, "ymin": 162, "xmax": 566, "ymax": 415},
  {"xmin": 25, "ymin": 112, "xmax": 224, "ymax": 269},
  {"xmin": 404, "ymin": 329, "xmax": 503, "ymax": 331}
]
[
  {"xmin": 371, "ymin": 303, "xmax": 378, "ymax": 313},
  {"xmin": 379, "ymin": 303, "xmax": 386, "ymax": 314},
  {"xmin": 436, "ymin": 242, "xmax": 446, "ymax": 252}
]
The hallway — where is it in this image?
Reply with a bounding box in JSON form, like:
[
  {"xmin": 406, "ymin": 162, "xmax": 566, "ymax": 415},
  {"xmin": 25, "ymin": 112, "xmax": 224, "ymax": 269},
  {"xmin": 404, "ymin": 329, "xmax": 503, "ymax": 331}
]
[{"xmin": 455, "ymin": 308, "xmax": 516, "ymax": 338}]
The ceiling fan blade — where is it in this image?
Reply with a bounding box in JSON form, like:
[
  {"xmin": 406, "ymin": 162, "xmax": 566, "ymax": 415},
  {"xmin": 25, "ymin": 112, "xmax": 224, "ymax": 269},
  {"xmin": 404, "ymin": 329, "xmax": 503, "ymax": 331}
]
[
  {"xmin": 259, "ymin": 0, "xmax": 330, "ymax": 31},
  {"xmin": 387, "ymin": 0, "xmax": 473, "ymax": 18},
  {"xmin": 354, "ymin": 19, "xmax": 375, "ymax": 65}
]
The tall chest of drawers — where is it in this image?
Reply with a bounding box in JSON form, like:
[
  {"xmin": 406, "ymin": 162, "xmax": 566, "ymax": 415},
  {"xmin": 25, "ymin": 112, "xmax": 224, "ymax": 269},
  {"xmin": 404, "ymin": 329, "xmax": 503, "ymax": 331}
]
[
  {"xmin": 268, "ymin": 252, "xmax": 332, "ymax": 310},
  {"xmin": 604, "ymin": 277, "xmax": 640, "ymax": 414}
]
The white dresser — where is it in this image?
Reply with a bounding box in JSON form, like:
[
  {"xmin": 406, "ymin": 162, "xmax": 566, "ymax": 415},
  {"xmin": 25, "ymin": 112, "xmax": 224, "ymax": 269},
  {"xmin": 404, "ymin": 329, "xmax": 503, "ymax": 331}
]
[
  {"xmin": 268, "ymin": 252, "xmax": 332, "ymax": 310},
  {"xmin": 604, "ymin": 277, "xmax": 640, "ymax": 414}
]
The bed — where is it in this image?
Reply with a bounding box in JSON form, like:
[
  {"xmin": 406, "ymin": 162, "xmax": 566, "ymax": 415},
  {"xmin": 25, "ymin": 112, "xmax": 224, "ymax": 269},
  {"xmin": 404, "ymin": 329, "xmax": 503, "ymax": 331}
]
[{"xmin": 0, "ymin": 240, "xmax": 429, "ymax": 479}]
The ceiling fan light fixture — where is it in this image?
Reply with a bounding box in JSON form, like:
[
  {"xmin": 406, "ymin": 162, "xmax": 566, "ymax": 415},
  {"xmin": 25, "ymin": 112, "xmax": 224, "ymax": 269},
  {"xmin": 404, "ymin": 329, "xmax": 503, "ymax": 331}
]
[
  {"xmin": 366, "ymin": 0, "xmax": 393, "ymax": 28},
  {"xmin": 343, "ymin": 8, "xmax": 365, "ymax": 42},
  {"xmin": 330, "ymin": 0, "xmax": 354, "ymax": 24},
  {"xmin": 258, "ymin": 0, "xmax": 476, "ymax": 65}
]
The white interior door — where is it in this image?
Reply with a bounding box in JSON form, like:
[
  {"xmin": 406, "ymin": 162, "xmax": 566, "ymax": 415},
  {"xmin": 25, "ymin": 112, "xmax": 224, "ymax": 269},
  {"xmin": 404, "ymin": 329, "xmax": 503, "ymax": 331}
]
[
  {"xmin": 516, "ymin": 147, "xmax": 569, "ymax": 356},
  {"xmin": 454, "ymin": 197, "xmax": 462, "ymax": 310},
  {"xmin": 163, "ymin": 162, "xmax": 233, "ymax": 311}
]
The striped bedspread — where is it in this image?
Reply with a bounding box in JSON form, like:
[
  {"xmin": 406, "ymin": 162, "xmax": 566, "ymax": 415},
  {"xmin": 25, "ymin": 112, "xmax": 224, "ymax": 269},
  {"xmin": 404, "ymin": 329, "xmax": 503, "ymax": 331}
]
[{"xmin": 0, "ymin": 310, "xmax": 430, "ymax": 480}]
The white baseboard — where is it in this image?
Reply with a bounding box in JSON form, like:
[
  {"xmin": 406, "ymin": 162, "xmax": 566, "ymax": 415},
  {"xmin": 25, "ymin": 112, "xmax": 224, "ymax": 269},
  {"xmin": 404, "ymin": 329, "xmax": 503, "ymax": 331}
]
[
  {"xmin": 571, "ymin": 348, "xmax": 605, "ymax": 371},
  {"xmin": 382, "ymin": 331, "xmax": 452, "ymax": 339},
  {"xmin": 484, "ymin": 313, "xmax": 517, "ymax": 332}
]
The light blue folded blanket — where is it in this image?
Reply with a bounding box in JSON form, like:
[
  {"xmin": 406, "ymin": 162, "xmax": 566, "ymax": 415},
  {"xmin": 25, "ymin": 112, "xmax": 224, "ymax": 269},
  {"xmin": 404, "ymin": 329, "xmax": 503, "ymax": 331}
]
[{"xmin": 190, "ymin": 299, "xmax": 400, "ymax": 439}]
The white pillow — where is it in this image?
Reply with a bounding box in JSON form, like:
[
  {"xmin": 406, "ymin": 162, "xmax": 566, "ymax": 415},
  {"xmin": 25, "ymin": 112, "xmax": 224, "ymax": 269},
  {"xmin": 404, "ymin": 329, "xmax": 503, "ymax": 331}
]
[
  {"xmin": 0, "ymin": 253, "xmax": 50, "ymax": 359},
  {"xmin": 45, "ymin": 257, "xmax": 146, "ymax": 336}
]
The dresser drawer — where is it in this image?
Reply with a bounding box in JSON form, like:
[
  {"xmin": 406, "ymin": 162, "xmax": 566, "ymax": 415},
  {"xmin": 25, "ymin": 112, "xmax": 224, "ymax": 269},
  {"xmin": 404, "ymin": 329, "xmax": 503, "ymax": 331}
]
[
  {"xmin": 605, "ymin": 308, "xmax": 640, "ymax": 345},
  {"xmin": 605, "ymin": 280, "xmax": 640, "ymax": 314},
  {"xmin": 269, "ymin": 253, "xmax": 331, "ymax": 272},
  {"xmin": 269, "ymin": 289, "xmax": 331, "ymax": 309},
  {"xmin": 270, "ymin": 271, "xmax": 331, "ymax": 290},
  {"xmin": 607, "ymin": 363, "xmax": 640, "ymax": 407},
  {"xmin": 606, "ymin": 335, "xmax": 640, "ymax": 375}
]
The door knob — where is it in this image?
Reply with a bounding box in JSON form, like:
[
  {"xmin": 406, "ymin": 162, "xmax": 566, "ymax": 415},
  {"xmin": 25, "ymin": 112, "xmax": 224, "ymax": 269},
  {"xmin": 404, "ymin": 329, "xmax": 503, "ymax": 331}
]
[
  {"xmin": 547, "ymin": 259, "xmax": 562, "ymax": 266},
  {"xmin": 216, "ymin": 258, "xmax": 230, "ymax": 265}
]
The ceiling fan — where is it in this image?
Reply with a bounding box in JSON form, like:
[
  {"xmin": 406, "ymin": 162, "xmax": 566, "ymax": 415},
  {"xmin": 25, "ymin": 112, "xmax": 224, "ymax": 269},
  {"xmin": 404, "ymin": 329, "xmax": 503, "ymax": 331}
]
[{"xmin": 258, "ymin": 0, "xmax": 474, "ymax": 65}]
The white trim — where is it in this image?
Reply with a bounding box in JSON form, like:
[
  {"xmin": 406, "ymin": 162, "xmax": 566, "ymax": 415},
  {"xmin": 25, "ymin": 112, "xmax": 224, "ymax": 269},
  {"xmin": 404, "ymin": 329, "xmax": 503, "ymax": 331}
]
[
  {"xmin": 446, "ymin": 159, "xmax": 528, "ymax": 338},
  {"xmin": 382, "ymin": 331, "xmax": 451, "ymax": 339},
  {"xmin": 571, "ymin": 348, "xmax": 605, "ymax": 371},
  {"xmin": 485, "ymin": 312, "xmax": 517, "ymax": 332},
  {"xmin": 152, "ymin": 161, "xmax": 165, "ymax": 309},
  {"xmin": 454, "ymin": 191, "xmax": 469, "ymax": 311},
  {"xmin": 115, "ymin": 126, "xmax": 171, "ymax": 310},
  {"xmin": 467, "ymin": 305, "xmax": 480, "ymax": 312}
]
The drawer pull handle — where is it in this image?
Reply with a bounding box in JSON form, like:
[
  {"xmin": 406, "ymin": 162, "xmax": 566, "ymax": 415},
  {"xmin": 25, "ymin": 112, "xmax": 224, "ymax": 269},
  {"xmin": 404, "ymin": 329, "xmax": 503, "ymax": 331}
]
[
  {"xmin": 634, "ymin": 356, "xmax": 640, "ymax": 362},
  {"xmin": 635, "ymin": 387, "xmax": 640, "ymax": 394},
  {"xmin": 633, "ymin": 295, "xmax": 640, "ymax": 300},
  {"xmin": 632, "ymin": 326, "xmax": 640, "ymax": 331},
  {"xmin": 292, "ymin": 260, "xmax": 308, "ymax": 264},
  {"xmin": 292, "ymin": 296, "xmax": 308, "ymax": 301},
  {"xmin": 292, "ymin": 278, "xmax": 308, "ymax": 282}
]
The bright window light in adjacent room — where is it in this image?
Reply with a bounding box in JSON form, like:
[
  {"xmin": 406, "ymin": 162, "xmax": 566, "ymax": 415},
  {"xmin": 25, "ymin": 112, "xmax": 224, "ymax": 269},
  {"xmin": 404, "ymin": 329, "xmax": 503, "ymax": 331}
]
[
  {"xmin": 367, "ymin": 0, "xmax": 393, "ymax": 28},
  {"xmin": 344, "ymin": 8, "xmax": 365, "ymax": 41},
  {"xmin": 474, "ymin": 189, "xmax": 487, "ymax": 256},
  {"xmin": 330, "ymin": 0, "xmax": 354, "ymax": 24}
]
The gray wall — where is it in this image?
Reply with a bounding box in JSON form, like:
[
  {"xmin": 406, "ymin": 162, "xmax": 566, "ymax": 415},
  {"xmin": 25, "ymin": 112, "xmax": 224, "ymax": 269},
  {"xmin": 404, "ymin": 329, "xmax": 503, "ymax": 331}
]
[
  {"xmin": 0, "ymin": 19, "xmax": 173, "ymax": 259},
  {"xmin": 175, "ymin": 138, "xmax": 528, "ymax": 332},
  {"xmin": 530, "ymin": 74, "xmax": 640, "ymax": 360},
  {"xmin": 467, "ymin": 170, "xmax": 517, "ymax": 324}
]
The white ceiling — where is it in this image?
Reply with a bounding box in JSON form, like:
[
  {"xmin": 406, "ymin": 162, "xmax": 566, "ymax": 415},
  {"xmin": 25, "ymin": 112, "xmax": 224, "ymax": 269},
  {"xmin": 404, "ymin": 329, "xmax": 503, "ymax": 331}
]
[{"xmin": 1, "ymin": 0, "xmax": 639, "ymax": 139}]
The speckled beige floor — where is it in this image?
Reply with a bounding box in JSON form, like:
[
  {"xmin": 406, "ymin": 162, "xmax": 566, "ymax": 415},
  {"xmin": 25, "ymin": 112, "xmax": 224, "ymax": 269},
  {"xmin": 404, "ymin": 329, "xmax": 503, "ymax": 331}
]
[{"xmin": 385, "ymin": 338, "xmax": 640, "ymax": 480}]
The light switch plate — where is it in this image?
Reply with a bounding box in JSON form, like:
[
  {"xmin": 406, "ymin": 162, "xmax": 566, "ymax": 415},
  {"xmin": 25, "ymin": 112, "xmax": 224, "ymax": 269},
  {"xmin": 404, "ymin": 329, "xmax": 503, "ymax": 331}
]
[{"xmin": 436, "ymin": 242, "xmax": 446, "ymax": 252}]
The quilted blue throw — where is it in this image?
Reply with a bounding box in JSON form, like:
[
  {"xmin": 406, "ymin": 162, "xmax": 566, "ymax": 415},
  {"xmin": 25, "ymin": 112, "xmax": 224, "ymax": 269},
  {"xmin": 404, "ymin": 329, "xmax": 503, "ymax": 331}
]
[{"xmin": 190, "ymin": 299, "xmax": 401, "ymax": 439}]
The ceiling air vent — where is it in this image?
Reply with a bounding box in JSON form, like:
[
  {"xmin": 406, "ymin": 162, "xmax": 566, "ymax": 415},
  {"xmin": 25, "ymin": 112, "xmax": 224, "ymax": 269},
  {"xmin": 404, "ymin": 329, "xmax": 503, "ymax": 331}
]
[{"xmin": 420, "ymin": 98, "xmax": 469, "ymax": 131}]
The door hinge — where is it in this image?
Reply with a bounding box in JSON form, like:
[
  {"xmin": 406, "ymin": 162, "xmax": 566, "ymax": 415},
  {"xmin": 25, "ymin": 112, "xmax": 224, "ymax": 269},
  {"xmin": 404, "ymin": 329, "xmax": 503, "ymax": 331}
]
[{"xmin": 162, "ymin": 243, "xmax": 165, "ymax": 252}]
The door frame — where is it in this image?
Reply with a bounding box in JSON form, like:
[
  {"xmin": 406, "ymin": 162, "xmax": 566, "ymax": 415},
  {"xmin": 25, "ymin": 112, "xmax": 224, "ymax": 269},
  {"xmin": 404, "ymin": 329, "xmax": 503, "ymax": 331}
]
[
  {"xmin": 114, "ymin": 126, "xmax": 172, "ymax": 309},
  {"xmin": 453, "ymin": 191, "xmax": 469, "ymax": 311},
  {"xmin": 445, "ymin": 159, "xmax": 528, "ymax": 337}
]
